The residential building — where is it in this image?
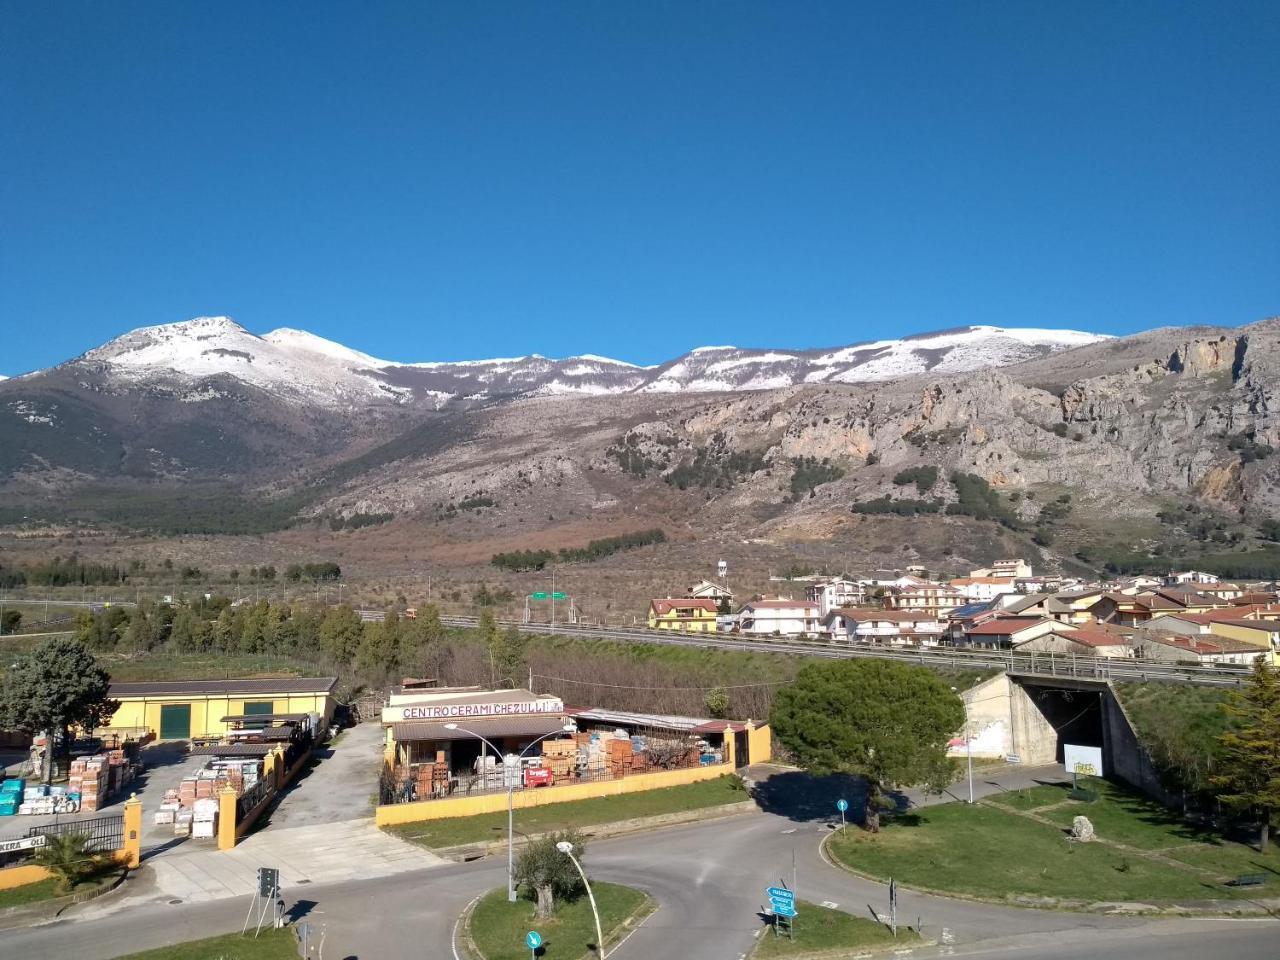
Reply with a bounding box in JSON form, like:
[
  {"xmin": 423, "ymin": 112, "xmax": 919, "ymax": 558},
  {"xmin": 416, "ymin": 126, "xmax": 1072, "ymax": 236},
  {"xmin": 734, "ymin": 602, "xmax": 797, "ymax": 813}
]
[
  {"xmin": 963, "ymin": 616, "xmax": 1060, "ymax": 648},
  {"xmin": 970, "ymin": 558, "xmax": 1033, "ymax": 579},
  {"xmin": 805, "ymin": 577, "xmax": 866, "ymax": 616},
  {"xmin": 648, "ymin": 598, "xmax": 719, "ymax": 632},
  {"xmin": 821, "ymin": 608, "xmax": 945, "ymax": 646},
  {"xmin": 950, "ymin": 576, "xmax": 1018, "ymax": 602},
  {"xmin": 688, "ymin": 579, "xmax": 733, "ymax": 603},
  {"xmin": 1167, "ymin": 570, "xmax": 1220, "ymax": 585},
  {"xmin": 737, "ymin": 599, "xmax": 821, "ymax": 637},
  {"xmin": 889, "ymin": 583, "xmax": 965, "ymax": 617},
  {"xmin": 1130, "ymin": 632, "xmax": 1264, "ymax": 666},
  {"xmin": 1014, "ymin": 625, "xmax": 1134, "ymax": 658}
]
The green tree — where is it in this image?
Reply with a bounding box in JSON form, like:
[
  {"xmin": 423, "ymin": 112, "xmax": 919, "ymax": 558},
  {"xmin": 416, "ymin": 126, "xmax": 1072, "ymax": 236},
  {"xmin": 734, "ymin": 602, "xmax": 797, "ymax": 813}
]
[
  {"xmin": 770, "ymin": 660, "xmax": 963, "ymax": 831},
  {"xmin": 417, "ymin": 603, "xmax": 445, "ymax": 644},
  {"xmin": 0, "ymin": 637, "xmax": 117, "ymax": 783},
  {"xmin": 1213, "ymin": 660, "xmax": 1280, "ymax": 852},
  {"xmin": 0, "ymin": 609, "xmax": 20, "ymax": 634},
  {"xmin": 484, "ymin": 615, "xmax": 526, "ymax": 688},
  {"xmin": 356, "ymin": 614, "xmax": 400, "ymax": 680},
  {"xmin": 514, "ymin": 831, "xmax": 586, "ymax": 920},
  {"xmin": 320, "ymin": 605, "xmax": 363, "ymax": 665},
  {"xmin": 704, "ymin": 686, "xmax": 730, "ymax": 719}
]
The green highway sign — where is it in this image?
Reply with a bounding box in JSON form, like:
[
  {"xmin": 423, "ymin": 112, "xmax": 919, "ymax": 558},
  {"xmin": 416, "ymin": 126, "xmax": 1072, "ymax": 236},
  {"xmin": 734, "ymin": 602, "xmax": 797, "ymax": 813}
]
[
  {"xmin": 551, "ymin": 592, "xmax": 567, "ymax": 600},
  {"xmin": 530, "ymin": 592, "xmax": 548, "ymax": 600}
]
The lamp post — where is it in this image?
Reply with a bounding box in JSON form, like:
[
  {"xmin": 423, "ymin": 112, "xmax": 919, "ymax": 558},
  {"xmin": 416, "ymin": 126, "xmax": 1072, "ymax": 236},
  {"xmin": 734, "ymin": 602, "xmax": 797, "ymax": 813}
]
[
  {"xmin": 556, "ymin": 840, "xmax": 605, "ymax": 958},
  {"xmin": 951, "ymin": 686, "xmax": 974, "ymax": 804},
  {"xmin": 445, "ymin": 721, "xmax": 577, "ymax": 902}
]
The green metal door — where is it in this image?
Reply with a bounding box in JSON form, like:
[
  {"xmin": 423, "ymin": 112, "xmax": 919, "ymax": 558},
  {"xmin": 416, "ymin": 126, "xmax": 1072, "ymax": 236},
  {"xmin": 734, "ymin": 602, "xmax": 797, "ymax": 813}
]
[
  {"xmin": 159, "ymin": 703, "xmax": 191, "ymax": 740},
  {"xmin": 243, "ymin": 701, "xmax": 276, "ymax": 717}
]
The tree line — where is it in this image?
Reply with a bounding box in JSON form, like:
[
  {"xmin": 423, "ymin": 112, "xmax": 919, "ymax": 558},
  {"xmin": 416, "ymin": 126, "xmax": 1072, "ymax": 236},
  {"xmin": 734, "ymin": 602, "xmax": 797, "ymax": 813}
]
[{"xmin": 491, "ymin": 529, "xmax": 666, "ymax": 572}]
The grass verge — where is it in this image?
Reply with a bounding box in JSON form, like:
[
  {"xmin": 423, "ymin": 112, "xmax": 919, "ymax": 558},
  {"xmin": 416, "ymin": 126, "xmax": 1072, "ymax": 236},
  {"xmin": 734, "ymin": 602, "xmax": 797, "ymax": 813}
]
[
  {"xmin": 468, "ymin": 882, "xmax": 651, "ymax": 960},
  {"xmin": 111, "ymin": 929, "xmax": 296, "ymax": 959},
  {"xmin": 828, "ymin": 782, "xmax": 1280, "ymax": 906},
  {"xmin": 0, "ymin": 877, "xmax": 62, "ymax": 910},
  {"xmin": 753, "ymin": 900, "xmax": 920, "ymax": 958},
  {"xmin": 387, "ymin": 774, "xmax": 750, "ymax": 849}
]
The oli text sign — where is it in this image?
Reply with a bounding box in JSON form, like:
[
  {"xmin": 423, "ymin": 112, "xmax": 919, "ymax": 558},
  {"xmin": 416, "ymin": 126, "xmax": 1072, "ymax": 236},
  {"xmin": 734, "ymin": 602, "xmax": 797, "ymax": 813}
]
[{"xmin": 385, "ymin": 698, "xmax": 565, "ymax": 723}]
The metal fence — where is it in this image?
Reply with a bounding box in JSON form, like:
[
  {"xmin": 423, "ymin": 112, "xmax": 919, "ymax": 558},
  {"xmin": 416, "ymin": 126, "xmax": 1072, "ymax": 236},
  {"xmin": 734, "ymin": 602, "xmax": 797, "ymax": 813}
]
[
  {"xmin": 380, "ymin": 738, "xmax": 718, "ymax": 806},
  {"xmin": 237, "ymin": 777, "xmax": 272, "ymax": 820},
  {"xmin": 27, "ymin": 814, "xmax": 124, "ymax": 853}
]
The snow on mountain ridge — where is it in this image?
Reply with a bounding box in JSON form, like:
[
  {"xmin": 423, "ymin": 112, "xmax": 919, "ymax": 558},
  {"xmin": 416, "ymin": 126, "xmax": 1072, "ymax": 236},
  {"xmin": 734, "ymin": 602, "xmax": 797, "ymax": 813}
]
[{"xmin": 51, "ymin": 317, "xmax": 1110, "ymax": 408}]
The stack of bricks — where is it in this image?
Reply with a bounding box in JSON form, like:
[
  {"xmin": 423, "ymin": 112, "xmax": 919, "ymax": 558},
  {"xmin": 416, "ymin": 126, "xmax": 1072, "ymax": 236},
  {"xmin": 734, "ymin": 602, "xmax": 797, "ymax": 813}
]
[
  {"xmin": 178, "ymin": 776, "xmax": 199, "ymax": 808},
  {"xmin": 78, "ymin": 757, "xmax": 108, "ymax": 812},
  {"xmin": 605, "ymin": 737, "xmax": 633, "ymax": 779},
  {"xmin": 541, "ymin": 738, "xmax": 577, "ymax": 783}
]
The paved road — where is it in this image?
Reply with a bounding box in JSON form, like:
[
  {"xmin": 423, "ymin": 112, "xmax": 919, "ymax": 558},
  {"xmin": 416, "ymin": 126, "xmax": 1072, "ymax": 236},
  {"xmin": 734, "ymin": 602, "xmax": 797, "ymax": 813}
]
[{"xmin": 6, "ymin": 798, "xmax": 1279, "ymax": 960}]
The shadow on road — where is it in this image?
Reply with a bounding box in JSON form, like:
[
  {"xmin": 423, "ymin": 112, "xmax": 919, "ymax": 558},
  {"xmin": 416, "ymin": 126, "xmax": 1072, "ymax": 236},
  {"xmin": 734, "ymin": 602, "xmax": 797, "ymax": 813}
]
[{"xmin": 751, "ymin": 770, "xmax": 907, "ymax": 824}]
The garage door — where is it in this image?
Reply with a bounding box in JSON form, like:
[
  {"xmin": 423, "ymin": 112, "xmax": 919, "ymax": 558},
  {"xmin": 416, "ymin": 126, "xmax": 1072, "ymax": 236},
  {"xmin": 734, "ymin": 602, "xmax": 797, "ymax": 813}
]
[
  {"xmin": 243, "ymin": 701, "xmax": 276, "ymax": 717},
  {"xmin": 159, "ymin": 703, "xmax": 191, "ymax": 740}
]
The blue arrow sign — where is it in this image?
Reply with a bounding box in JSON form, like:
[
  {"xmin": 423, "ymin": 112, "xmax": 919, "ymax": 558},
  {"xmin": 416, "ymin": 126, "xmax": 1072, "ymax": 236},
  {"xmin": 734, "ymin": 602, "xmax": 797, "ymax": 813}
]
[
  {"xmin": 773, "ymin": 902, "xmax": 798, "ymax": 918},
  {"xmin": 836, "ymin": 798, "xmax": 848, "ymax": 813},
  {"xmin": 525, "ymin": 931, "xmax": 542, "ymax": 950},
  {"xmin": 766, "ymin": 886, "xmax": 795, "ymax": 904}
]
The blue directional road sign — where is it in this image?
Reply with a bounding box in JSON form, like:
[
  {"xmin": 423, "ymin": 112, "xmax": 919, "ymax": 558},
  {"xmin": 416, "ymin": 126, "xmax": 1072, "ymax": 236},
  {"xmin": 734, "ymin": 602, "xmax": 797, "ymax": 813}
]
[
  {"xmin": 836, "ymin": 798, "xmax": 848, "ymax": 813},
  {"xmin": 767, "ymin": 886, "xmax": 797, "ymax": 917},
  {"xmin": 525, "ymin": 931, "xmax": 542, "ymax": 950}
]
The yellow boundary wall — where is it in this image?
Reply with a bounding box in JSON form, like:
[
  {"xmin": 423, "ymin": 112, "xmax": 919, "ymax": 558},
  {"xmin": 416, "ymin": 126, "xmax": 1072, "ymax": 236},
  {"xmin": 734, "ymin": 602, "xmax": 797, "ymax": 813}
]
[
  {"xmin": 0, "ymin": 794, "xmax": 141, "ymax": 891},
  {"xmin": 375, "ymin": 761, "xmax": 733, "ymax": 827}
]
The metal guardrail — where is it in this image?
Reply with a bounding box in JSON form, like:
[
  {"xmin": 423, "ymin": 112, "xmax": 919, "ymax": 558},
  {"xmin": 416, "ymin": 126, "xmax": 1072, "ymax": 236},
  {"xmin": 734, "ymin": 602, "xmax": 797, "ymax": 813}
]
[{"xmin": 440, "ymin": 615, "xmax": 1252, "ymax": 688}]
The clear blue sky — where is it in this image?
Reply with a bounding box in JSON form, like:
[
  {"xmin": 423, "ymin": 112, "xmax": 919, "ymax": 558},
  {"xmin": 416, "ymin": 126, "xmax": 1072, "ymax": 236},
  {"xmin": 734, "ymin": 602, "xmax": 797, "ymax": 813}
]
[{"xmin": 2, "ymin": 2, "xmax": 1277, "ymax": 375}]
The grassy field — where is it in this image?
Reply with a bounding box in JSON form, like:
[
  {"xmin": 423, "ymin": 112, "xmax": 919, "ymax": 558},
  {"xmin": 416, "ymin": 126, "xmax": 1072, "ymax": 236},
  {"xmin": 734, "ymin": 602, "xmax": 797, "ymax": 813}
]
[
  {"xmin": 102, "ymin": 652, "xmax": 321, "ymax": 682},
  {"xmin": 106, "ymin": 929, "xmax": 297, "ymax": 959},
  {"xmin": 0, "ymin": 877, "xmax": 61, "ymax": 910},
  {"xmin": 753, "ymin": 900, "xmax": 919, "ymax": 958},
  {"xmin": 468, "ymin": 882, "xmax": 651, "ymax": 960},
  {"xmin": 827, "ymin": 781, "xmax": 1280, "ymax": 905},
  {"xmin": 387, "ymin": 774, "xmax": 750, "ymax": 849}
]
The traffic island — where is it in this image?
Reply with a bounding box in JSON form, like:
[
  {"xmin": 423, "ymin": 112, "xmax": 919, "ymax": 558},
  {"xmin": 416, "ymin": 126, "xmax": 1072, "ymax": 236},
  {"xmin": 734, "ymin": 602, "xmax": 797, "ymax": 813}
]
[
  {"xmin": 752, "ymin": 900, "xmax": 922, "ymax": 958},
  {"xmin": 110, "ymin": 928, "xmax": 297, "ymax": 959},
  {"xmin": 460, "ymin": 882, "xmax": 653, "ymax": 960},
  {"xmin": 823, "ymin": 780, "xmax": 1280, "ymax": 912}
]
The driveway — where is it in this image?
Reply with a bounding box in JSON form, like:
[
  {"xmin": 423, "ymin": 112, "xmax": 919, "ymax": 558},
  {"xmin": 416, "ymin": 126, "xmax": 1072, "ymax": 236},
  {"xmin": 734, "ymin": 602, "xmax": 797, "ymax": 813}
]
[{"xmin": 256, "ymin": 721, "xmax": 385, "ymax": 829}]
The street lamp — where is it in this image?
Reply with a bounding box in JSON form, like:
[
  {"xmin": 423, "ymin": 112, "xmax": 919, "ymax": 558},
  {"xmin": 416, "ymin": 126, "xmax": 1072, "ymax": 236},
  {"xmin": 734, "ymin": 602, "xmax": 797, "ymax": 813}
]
[
  {"xmin": 445, "ymin": 721, "xmax": 577, "ymax": 902},
  {"xmin": 556, "ymin": 840, "xmax": 605, "ymax": 958},
  {"xmin": 951, "ymin": 686, "xmax": 974, "ymax": 804}
]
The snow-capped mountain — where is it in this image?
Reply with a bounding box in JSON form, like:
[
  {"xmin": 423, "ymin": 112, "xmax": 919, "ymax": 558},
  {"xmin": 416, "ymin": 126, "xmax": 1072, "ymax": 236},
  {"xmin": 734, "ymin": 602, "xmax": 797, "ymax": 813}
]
[{"xmin": 23, "ymin": 316, "xmax": 1110, "ymax": 411}]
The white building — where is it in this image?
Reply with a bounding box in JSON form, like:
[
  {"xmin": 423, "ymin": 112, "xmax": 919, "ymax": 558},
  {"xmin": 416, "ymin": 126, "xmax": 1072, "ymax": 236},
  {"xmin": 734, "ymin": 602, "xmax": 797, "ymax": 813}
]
[
  {"xmin": 970, "ymin": 558, "xmax": 1033, "ymax": 579},
  {"xmin": 805, "ymin": 577, "xmax": 865, "ymax": 616},
  {"xmin": 822, "ymin": 608, "xmax": 945, "ymax": 646},
  {"xmin": 949, "ymin": 576, "xmax": 1018, "ymax": 602},
  {"xmin": 737, "ymin": 599, "xmax": 821, "ymax": 637}
]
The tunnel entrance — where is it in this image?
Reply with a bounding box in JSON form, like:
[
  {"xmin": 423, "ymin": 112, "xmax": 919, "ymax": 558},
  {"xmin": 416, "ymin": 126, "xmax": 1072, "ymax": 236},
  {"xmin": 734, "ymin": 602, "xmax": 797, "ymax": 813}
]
[{"xmin": 1017, "ymin": 682, "xmax": 1105, "ymax": 766}]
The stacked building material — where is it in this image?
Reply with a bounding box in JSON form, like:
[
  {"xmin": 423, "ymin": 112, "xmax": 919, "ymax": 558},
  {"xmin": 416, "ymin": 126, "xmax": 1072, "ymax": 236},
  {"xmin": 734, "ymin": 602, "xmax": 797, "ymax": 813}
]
[
  {"xmin": 606, "ymin": 736, "xmax": 633, "ymax": 778},
  {"xmin": 191, "ymin": 797, "xmax": 218, "ymax": 839},
  {"xmin": 541, "ymin": 738, "xmax": 577, "ymax": 783}
]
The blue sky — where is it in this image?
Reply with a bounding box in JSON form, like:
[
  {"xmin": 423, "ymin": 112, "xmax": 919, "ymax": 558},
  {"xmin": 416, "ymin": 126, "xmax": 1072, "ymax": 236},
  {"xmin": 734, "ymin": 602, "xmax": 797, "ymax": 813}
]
[{"xmin": 2, "ymin": 2, "xmax": 1277, "ymax": 374}]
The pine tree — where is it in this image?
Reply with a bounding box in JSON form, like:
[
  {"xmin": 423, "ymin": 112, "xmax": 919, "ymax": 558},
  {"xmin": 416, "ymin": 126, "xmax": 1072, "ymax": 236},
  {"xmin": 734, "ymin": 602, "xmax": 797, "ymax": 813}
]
[{"xmin": 1213, "ymin": 659, "xmax": 1280, "ymax": 852}]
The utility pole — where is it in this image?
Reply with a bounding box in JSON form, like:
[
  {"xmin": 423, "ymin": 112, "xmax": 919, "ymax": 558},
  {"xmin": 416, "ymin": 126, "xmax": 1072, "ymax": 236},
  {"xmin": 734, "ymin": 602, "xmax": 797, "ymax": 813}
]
[{"xmin": 550, "ymin": 567, "xmax": 556, "ymax": 630}]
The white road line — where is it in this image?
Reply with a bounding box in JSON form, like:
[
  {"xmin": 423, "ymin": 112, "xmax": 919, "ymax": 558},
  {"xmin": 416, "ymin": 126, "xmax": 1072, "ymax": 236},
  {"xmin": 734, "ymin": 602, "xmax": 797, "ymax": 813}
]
[
  {"xmin": 606, "ymin": 903, "xmax": 659, "ymax": 958},
  {"xmin": 451, "ymin": 894, "xmax": 482, "ymax": 960}
]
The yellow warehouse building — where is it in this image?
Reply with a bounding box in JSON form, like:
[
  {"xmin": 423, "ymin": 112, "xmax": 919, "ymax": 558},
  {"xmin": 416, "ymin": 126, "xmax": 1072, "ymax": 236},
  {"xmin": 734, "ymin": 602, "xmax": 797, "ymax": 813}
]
[{"xmin": 104, "ymin": 677, "xmax": 338, "ymax": 741}]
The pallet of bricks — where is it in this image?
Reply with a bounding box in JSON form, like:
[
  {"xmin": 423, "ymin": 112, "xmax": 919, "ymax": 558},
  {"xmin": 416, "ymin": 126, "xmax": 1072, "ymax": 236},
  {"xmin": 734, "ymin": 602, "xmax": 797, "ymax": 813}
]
[
  {"xmin": 154, "ymin": 759, "xmax": 261, "ymax": 838},
  {"xmin": 540, "ymin": 737, "xmax": 576, "ymax": 784},
  {"xmin": 412, "ymin": 752, "xmax": 449, "ymax": 800}
]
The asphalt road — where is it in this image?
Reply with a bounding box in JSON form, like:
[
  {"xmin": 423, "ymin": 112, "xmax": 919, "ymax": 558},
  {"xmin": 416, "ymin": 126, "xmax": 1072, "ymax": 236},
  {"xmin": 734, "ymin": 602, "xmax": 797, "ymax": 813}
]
[{"xmin": 5, "ymin": 807, "xmax": 1279, "ymax": 960}]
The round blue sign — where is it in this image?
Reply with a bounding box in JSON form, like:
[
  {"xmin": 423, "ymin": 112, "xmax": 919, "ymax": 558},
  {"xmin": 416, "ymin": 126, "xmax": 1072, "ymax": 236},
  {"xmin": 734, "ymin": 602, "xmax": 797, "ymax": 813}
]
[
  {"xmin": 836, "ymin": 798, "xmax": 848, "ymax": 812},
  {"xmin": 525, "ymin": 931, "xmax": 543, "ymax": 950}
]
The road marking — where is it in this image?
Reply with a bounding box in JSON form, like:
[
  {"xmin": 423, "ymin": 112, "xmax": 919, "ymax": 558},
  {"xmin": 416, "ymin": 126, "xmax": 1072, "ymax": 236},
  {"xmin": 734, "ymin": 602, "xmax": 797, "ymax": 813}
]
[
  {"xmin": 451, "ymin": 894, "xmax": 482, "ymax": 960},
  {"xmin": 780, "ymin": 828, "xmax": 797, "ymax": 834},
  {"xmin": 820, "ymin": 900, "xmax": 839, "ymax": 909},
  {"xmin": 605, "ymin": 902, "xmax": 658, "ymax": 958}
]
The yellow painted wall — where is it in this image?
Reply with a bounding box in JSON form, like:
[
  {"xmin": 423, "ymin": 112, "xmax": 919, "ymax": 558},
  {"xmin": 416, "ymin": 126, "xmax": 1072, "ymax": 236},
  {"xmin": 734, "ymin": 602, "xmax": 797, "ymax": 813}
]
[
  {"xmin": 746, "ymin": 723, "xmax": 772, "ymax": 764},
  {"xmin": 376, "ymin": 762, "xmax": 733, "ymax": 827},
  {"xmin": 0, "ymin": 864, "xmax": 52, "ymax": 890},
  {"xmin": 647, "ymin": 609, "xmax": 716, "ymax": 632},
  {"xmin": 105, "ymin": 692, "xmax": 333, "ymax": 740},
  {"xmin": 1207, "ymin": 623, "xmax": 1280, "ymax": 663}
]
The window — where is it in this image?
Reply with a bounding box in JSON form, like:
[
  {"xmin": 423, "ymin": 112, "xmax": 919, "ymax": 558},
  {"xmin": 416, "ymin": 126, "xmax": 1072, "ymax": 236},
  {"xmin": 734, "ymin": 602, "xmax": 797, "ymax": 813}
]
[{"xmin": 243, "ymin": 701, "xmax": 276, "ymax": 717}]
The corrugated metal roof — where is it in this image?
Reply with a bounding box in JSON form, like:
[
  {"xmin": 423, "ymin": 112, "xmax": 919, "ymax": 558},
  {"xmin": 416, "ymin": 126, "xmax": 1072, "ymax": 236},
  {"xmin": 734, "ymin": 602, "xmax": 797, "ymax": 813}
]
[
  {"xmin": 189, "ymin": 743, "xmax": 276, "ymax": 757},
  {"xmin": 110, "ymin": 677, "xmax": 337, "ymax": 698},
  {"xmin": 565, "ymin": 706, "xmax": 713, "ymax": 732},
  {"xmin": 391, "ymin": 715, "xmax": 571, "ymax": 742},
  {"xmin": 220, "ymin": 713, "xmax": 308, "ymax": 723}
]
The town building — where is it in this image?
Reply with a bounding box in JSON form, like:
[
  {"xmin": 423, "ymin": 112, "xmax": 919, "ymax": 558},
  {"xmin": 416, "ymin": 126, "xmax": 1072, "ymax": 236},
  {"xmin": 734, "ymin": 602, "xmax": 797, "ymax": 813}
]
[
  {"xmin": 736, "ymin": 599, "xmax": 821, "ymax": 636},
  {"xmin": 888, "ymin": 583, "xmax": 965, "ymax": 617},
  {"xmin": 969, "ymin": 558, "xmax": 1033, "ymax": 579},
  {"xmin": 805, "ymin": 577, "xmax": 866, "ymax": 616},
  {"xmin": 949, "ymin": 576, "xmax": 1018, "ymax": 602},
  {"xmin": 647, "ymin": 598, "xmax": 719, "ymax": 632},
  {"xmin": 104, "ymin": 677, "xmax": 338, "ymax": 741},
  {"xmin": 687, "ymin": 579, "xmax": 733, "ymax": 603},
  {"xmin": 821, "ymin": 608, "xmax": 945, "ymax": 645}
]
